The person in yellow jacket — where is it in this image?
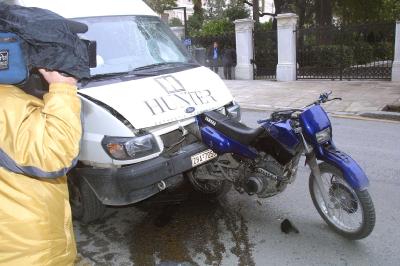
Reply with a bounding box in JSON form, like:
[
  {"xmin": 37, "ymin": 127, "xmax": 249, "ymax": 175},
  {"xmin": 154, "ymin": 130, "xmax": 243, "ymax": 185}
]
[{"xmin": 0, "ymin": 69, "xmax": 82, "ymax": 265}]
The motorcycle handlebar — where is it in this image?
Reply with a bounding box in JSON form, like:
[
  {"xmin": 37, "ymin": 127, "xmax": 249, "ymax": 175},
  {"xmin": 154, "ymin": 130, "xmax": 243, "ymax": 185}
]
[{"xmin": 303, "ymin": 92, "xmax": 342, "ymax": 109}]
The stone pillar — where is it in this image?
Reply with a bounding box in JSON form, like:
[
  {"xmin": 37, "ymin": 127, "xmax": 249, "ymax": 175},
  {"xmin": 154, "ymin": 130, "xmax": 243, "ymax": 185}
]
[
  {"xmin": 276, "ymin": 13, "xmax": 298, "ymax": 81},
  {"xmin": 234, "ymin": 18, "xmax": 254, "ymax": 80},
  {"xmin": 392, "ymin": 21, "xmax": 400, "ymax": 81}
]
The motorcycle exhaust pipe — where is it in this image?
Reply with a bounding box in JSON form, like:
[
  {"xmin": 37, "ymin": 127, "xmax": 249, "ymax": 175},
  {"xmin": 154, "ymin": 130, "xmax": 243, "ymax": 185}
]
[{"xmin": 245, "ymin": 176, "xmax": 264, "ymax": 195}]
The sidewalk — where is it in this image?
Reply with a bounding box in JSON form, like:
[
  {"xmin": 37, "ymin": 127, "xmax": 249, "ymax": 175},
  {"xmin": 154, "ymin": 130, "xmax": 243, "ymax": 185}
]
[{"xmin": 224, "ymin": 80, "xmax": 400, "ymax": 118}]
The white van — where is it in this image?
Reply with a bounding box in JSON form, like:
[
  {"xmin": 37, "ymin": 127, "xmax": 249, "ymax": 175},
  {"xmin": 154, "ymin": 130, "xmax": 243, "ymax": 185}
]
[{"xmin": 14, "ymin": 0, "xmax": 240, "ymax": 222}]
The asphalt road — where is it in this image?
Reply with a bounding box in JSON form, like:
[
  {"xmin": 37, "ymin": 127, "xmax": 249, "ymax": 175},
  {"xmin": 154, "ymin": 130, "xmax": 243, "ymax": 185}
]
[{"xmin": 75, "ymin": 111, "xmax": 400, "ymax": 266}]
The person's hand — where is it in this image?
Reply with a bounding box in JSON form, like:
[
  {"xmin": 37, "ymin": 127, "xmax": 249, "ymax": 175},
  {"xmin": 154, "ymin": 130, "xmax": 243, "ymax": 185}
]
[{"xmin": 38, "ymin": 69, "xmax": 77, "ymax": 86}]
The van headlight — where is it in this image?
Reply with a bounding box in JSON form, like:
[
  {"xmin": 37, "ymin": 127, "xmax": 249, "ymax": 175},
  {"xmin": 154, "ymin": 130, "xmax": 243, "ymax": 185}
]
[
  {"xmin": 315, "ymin": 127, "xmax": 331, "ymax": 144},
  {"xmin": 102, "ymin": 134, "xmax": 160, "ymax": 160},
  {"xmin": 226, "ymin": 101, "xmax": 241, "ymax": 121}
]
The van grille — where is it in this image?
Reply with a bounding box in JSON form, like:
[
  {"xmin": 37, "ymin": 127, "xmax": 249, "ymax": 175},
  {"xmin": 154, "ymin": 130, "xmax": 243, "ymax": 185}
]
[{"xmin": 160, "ymin": 122, "xmax": 201, "ymax": 156}]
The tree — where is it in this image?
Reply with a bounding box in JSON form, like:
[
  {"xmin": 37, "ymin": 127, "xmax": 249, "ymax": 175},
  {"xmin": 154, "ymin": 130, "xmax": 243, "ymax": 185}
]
[
  {"xmin": 169, "ymin": 17, "xmax": 183, "ymax": 26},
  {"xmin": 188, "ymin": 12, "xmax": 204, "ymax": 36},
  {"xmin": 315, "ymin": 0, "xmax": 332, "ymax": 26},
  {"xmin": 224, "ymin": 0, "xmax": 250, "ymax": 21},
  {"xmin": 188, "ymin": 0, "xmax": 205, "ymax": 35},
  {"xmin": 381, "ymin": 0, "xmax": 400, "ymax": 21},
  {"xmin": 144, "ymin": 0, "xmax": 177, "ymax": 15},
  {"xmin": 334, "ymin": 0, "xmax": 398, "ymax": 24},
  {"xmin": 200, "ymin": 19, "xmax": 234, "ymax": 36},
  {"xmin": 206, "ymin": 0, "xmax": 226, "ymax": 19}
]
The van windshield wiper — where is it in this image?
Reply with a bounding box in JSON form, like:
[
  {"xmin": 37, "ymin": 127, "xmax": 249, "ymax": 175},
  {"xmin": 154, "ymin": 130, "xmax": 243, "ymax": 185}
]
[
  {"xmin": 90, "ymin": 71, "xmax": 156, "ymax": 79},
  {"xmin": 132, "ymin": 61, "xmax": 199, "ymax": 71},
  {"xmin": 80, "ymin": 62, "xmax": 199, "ymax": 87}
]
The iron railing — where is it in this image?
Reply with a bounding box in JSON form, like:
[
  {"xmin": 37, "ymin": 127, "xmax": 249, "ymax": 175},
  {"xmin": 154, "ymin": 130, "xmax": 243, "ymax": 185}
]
[
  {"xmin": 253, "ymin": 28, "xmax": 277, "ymax": 80},
  {"xmin": 296, "ymin": 22, "xmax": 395, "ymax": 80}
]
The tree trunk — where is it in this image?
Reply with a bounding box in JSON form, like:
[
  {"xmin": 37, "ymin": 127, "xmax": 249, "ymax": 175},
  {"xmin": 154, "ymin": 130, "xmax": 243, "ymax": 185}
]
[
  {"xmin": 296, "ymin": 0, "xmax": 306, "ymax": 29},
  {"xmin": 253, "ymin": 0, "xmax": 260, "ymax": 23},
  {"xmin": 315, "ymin": 0, "xmax": 332, "ymax": 26}
]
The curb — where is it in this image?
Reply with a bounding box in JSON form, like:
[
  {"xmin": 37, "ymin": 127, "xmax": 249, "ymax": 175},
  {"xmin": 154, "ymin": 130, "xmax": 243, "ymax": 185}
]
[{"xmin": 359, "ymin": 111, "xmax": 400, "ymax": 122}]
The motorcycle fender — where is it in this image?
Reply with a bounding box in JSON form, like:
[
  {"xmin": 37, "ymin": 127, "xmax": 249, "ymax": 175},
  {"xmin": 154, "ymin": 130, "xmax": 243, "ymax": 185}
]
[{"xmin": 316, "ymin": 147, "xmax": 369, "ymax": 191}]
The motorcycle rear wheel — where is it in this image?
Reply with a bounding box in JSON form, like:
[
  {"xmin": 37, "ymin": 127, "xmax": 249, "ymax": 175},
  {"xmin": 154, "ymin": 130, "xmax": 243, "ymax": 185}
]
[{"xmin": 309, "ymin": 162, "xmax": 375, "ymax": 240}]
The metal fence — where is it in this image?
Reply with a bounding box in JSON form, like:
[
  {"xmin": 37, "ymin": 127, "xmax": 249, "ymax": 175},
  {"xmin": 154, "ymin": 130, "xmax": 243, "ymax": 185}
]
[
  {"xmin": 296, "ymin": 23, "xmax": 395, "ymax": 80},
  {"xmin": 253, "ymin": 28, "xmax": 277, "ymax": 80}
]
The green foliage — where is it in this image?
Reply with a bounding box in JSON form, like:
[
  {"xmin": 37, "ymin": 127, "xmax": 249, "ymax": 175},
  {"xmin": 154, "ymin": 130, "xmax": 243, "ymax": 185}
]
[
  {"xmin": 334, "ymin": 0, "xmax": 399, "ymax": 24},
  {"xmin": 302, "ymin": 45, "xmax": 354, "ymax": 68},
  {"xmin": 373, "ymin": 42, "xmax": 394, "ymax": 60},
  {"xmin": 334, "ymin": 0, "xmax": 382, "ymax": 24},
  {"xmin": 352, "ymin": 42, "xmax": 373, "ymax": 65},
  {"xmin": 256, "ymin": 21, "xmax": 273, "ymax": 31},
  {"xmin": 206, "ymin": 0, "xmax": 226, "ymax": 19},
  {"xmin": 381, "ymin": 0, "xmax": 400, "ymax": 21},
  {"xmin": 273, "ymin": 0, "xmax": 399, "ymax": 28},
  {"xmin": 223, "ymin": 0, "xmax": 250, "ymax": 21},
  {"xmin": 191, "ymin": 0, "xmax": 249, "ymax": 37},
  {"xmin": 144, "ymin": 0, "xmax": 177, "ymax": 15},
  {"xmin": 188, "ymin": 12, "xmax": 204, "ymax": 36},
  {"xmin": 199, "ymin": 19, "xmax": 234, "ymax": 36},
  {"xmin": 169, "ymin": 17, "xmax": 182, "ymax": 27}
]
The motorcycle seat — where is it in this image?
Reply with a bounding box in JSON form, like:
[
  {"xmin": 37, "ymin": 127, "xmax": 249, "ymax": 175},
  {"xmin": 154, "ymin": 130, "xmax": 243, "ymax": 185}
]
[{"xmin": 201, "ymin": 111, "xmax": 264, "ymax": 145}]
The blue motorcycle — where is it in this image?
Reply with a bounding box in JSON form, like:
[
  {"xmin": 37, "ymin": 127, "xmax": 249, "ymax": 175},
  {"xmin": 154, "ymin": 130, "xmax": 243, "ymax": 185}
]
[{"xmin": 192, "ymin": 92, "xmax": 375, "ymax": 240}]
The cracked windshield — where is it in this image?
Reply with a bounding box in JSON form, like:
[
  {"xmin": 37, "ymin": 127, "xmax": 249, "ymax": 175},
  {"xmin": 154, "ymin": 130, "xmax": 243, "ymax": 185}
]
[{"xmin": 76, "ymin": 16, "xmax": 191, "ymax": 75}]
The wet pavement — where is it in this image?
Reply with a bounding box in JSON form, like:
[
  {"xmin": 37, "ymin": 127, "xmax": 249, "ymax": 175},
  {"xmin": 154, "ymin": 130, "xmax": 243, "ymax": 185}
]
[
  {"xmin": 74, "ymin": 112, "xmax": 400, "ymax": 266},
  {"xmin": 75, "ymin": 185, "xmax": 257, "ymax": 266}
]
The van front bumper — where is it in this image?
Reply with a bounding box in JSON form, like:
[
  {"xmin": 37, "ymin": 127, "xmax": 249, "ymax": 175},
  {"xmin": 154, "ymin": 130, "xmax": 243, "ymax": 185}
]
[{"xmin": 76, "ymin": 142, "xmax": 210, "ymax": 205}]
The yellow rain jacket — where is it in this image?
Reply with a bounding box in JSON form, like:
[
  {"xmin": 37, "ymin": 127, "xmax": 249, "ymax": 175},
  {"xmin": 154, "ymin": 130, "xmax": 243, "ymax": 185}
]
[{"xmin": 0, "ymin": 83, "xmax": 82, "ymax": 265}]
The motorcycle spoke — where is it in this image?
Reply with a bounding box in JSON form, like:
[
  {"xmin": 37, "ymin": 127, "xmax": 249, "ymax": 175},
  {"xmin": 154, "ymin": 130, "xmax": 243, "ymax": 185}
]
[{"xmin": 314, "ymin": 172, "xmax": 364, "ymax": 233}]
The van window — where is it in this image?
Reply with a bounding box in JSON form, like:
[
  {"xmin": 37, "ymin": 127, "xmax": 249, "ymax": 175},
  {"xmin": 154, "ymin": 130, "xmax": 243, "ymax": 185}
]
[{"xmin": 75, "ymin": 16, "xmax": 192, "ymax": 76}]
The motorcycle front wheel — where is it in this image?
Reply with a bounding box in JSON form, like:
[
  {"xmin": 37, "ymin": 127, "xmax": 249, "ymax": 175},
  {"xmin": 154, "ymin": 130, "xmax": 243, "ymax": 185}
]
[{"xmin": 309, "ymin": 162, "xmax": 375, "ymax": 240}]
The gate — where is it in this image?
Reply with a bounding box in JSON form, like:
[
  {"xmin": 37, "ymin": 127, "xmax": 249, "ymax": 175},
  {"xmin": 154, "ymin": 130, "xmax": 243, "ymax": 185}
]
[
  {"xmin": 297, "ymin": 23, "xmax": 395, "ymax": 80},
  {"xmin": 253, "ymin": 28, "xmax": 277, "ymax": 80}
]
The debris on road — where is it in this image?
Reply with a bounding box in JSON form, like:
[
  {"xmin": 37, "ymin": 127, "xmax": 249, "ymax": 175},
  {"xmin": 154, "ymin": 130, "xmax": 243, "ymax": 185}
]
[{"xmin": 280, "ymin": 219, "xmax": 299, "ymax": 234}]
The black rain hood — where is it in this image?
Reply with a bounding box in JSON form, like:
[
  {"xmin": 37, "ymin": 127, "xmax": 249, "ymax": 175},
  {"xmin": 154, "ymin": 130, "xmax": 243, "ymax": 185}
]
[{"xmin": 0, "ymin": 3, "xmax": 90, "ymax": 79}]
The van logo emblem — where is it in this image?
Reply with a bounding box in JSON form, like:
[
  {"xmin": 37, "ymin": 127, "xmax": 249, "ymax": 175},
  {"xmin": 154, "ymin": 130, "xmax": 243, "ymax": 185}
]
[
  {"xmin": 0, "ymin": 50, "xmax": 9, "ymax": 70},
  {"xmin": 185, "ymin": 107, "xmax": 195, "ymax": 113}
]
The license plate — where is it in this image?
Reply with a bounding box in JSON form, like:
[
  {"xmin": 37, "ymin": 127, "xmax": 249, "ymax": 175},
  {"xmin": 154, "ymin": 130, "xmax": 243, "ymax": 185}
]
[{"xmin": 191, "ymin": 149, "xmax": 217, "ymax": 167}]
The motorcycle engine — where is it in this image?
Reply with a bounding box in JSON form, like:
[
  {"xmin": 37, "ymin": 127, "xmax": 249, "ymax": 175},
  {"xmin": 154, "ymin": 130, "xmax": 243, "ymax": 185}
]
[{"xmin": 241, "ymin": 153, "xmax": 288, "ymax": 198}]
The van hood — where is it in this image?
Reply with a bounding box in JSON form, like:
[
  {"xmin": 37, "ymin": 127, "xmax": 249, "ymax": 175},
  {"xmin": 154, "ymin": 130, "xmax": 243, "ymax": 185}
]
[{"xmin": 78, "ymin": 66, "xmax": 233, "ymax": 129}]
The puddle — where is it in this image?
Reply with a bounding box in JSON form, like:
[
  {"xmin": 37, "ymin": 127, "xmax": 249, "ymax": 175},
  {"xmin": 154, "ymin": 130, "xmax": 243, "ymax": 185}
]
[
  {"xmin": 129, "ymin": 185, "xmax": 255, "ymax": 266},
  {"xmin": 75, "ymin": 183, "xmax": 255, "ymax": 266}
]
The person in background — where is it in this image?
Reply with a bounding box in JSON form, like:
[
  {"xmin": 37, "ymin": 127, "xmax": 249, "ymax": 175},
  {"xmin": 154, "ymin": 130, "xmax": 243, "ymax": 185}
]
[
  {"xmin": 222, "ymin": 45, "xmax": 236, "ymax": 80},
  {"xmin": 208, "ymin": 41, "xmax": 220, "ymax": 73}
]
